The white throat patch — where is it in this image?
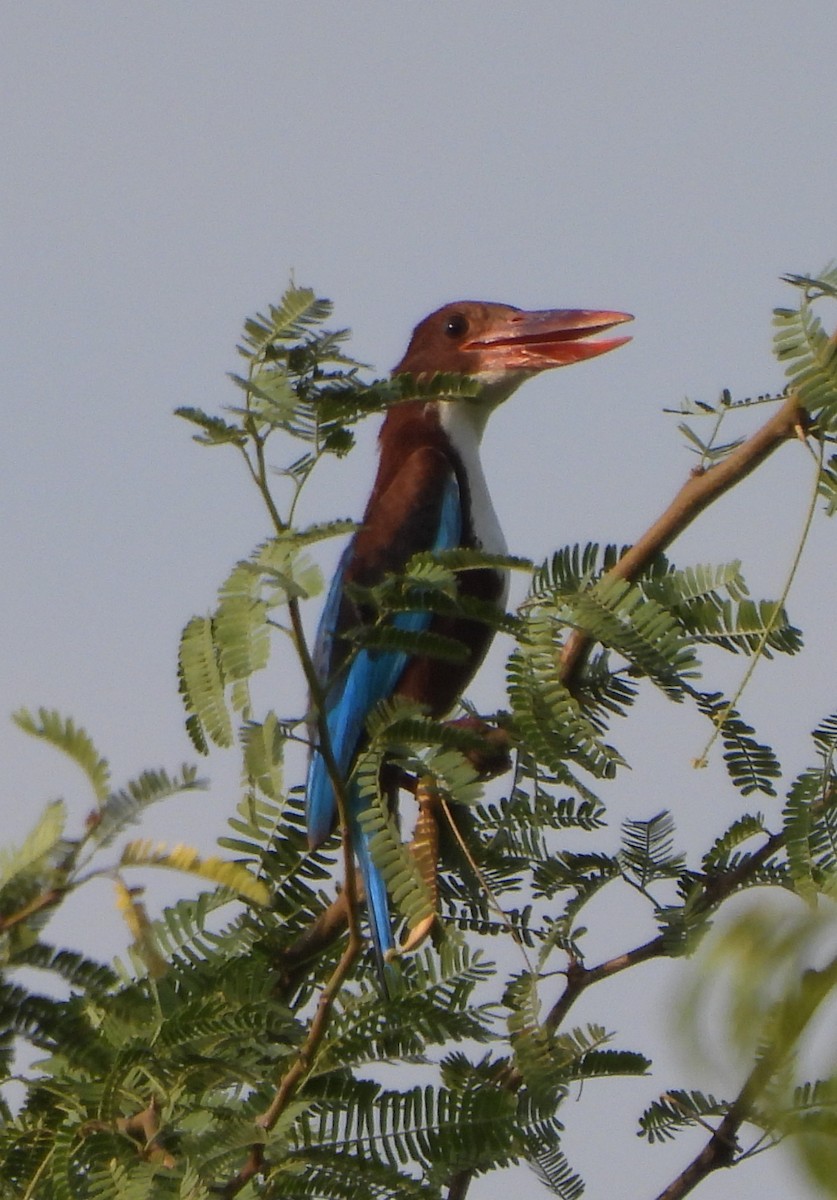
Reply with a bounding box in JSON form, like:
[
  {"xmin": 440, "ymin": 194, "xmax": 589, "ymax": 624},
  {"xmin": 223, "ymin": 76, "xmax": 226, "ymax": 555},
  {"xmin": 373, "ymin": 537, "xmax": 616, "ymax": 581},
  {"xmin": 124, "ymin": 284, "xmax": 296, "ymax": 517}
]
[{"xmin": 437, "ymin": 401, "xmax": 509, "ymax": 579}]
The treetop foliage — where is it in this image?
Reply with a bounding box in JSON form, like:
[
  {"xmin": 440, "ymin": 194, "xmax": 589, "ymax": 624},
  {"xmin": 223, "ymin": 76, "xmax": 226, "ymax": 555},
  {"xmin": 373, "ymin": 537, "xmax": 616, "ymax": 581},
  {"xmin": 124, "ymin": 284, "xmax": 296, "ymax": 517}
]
[{"xmin": 1, "ymin": 271, "xmax": 836, "ymax": 1198}]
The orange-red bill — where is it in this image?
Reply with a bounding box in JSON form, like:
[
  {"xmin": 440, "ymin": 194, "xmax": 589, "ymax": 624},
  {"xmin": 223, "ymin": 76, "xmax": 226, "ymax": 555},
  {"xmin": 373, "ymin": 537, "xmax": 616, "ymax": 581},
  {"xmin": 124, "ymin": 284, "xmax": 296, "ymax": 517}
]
[{"xmin": 467, "ymin": 308, "xmax": 633, "ymax": 368}]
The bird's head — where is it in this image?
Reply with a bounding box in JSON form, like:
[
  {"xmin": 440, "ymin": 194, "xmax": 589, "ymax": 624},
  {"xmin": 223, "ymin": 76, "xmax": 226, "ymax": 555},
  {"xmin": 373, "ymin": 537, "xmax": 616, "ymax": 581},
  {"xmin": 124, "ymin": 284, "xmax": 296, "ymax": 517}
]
[{"xmin": 393, "ymin": 300, "xmax": 632, "ymax": 415}]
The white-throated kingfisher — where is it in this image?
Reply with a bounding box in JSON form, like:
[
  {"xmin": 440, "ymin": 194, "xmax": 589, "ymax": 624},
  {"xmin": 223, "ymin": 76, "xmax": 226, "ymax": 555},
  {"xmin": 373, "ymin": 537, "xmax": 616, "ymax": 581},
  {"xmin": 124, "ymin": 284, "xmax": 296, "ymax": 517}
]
[{"xmin": 306, "ymin": 300, "xmax": 632, "ymax": 980}]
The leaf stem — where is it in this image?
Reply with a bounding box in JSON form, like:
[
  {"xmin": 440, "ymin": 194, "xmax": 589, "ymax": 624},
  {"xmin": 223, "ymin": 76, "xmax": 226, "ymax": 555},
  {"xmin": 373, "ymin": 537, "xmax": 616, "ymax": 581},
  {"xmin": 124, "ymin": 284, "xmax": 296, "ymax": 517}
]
[{"xmin": 695, "ymin": 432, "xmax": 824, "ymax": 766}]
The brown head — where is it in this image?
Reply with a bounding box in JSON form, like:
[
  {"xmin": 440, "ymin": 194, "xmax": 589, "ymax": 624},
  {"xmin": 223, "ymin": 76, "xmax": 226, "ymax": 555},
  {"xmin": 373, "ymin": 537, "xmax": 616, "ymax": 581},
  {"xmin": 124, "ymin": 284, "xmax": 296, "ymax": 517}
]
[{"xmin": 393, "ymin": 300, "xmax": 632, "ymax": 382}]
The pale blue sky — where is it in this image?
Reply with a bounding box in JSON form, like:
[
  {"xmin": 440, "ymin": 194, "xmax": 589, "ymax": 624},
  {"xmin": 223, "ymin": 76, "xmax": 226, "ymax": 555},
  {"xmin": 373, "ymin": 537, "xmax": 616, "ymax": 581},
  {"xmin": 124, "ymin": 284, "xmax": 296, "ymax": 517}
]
[{"xmin": 2, "ymin": 5, "xmax": 836, "ymax": 1197}]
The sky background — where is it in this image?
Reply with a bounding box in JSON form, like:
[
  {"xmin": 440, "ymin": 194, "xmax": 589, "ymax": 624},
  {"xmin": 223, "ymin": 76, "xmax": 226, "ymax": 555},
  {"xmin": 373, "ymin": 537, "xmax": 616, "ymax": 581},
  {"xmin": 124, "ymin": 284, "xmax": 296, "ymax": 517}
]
[{"xmin": 2, "ymin": 4, "xmax": 836, "ymax": 1197}]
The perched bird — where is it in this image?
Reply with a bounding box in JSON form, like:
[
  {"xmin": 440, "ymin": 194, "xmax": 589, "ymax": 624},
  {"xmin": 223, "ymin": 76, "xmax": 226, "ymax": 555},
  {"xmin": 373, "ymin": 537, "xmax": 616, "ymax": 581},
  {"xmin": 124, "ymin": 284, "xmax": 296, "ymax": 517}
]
[{"xmin": 306, "ymin": 300, "xmax": 632, "ymax": 977}]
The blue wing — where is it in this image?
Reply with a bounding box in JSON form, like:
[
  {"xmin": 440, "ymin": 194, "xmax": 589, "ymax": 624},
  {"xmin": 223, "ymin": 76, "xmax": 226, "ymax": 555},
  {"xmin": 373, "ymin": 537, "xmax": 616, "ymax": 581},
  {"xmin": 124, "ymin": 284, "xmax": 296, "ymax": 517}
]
[
  {"xmin": 306, "ymin": 468, "xmax": 461, "ymax": 842},
  {"xmin": 305, "ymin": 466, "xmax": 462, "ymax": 978}
]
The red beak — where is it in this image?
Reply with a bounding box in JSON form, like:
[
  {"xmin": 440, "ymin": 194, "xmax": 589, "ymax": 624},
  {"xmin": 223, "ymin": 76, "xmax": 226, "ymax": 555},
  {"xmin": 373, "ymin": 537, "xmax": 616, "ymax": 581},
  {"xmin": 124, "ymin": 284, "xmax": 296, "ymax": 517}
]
[{"xmin": 465, "ymin": 308, "xmax": 633, "ymax": 369}]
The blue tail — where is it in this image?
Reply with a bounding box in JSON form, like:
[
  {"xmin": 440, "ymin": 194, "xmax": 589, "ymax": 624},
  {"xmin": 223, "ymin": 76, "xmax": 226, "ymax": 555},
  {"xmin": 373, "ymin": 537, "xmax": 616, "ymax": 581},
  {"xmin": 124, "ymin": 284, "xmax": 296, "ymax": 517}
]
[
  {"xmin": 351, "ymin": 786, "xmax": 396, "ymax": 990},
  {"xmin": 307, "ymin": 753, "xmax": 397, "ymax": 991}
]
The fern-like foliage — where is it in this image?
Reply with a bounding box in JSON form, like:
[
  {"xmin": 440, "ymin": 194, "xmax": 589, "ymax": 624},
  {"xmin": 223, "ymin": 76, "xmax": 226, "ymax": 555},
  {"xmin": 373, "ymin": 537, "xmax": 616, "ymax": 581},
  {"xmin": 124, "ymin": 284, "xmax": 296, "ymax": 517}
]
[
  {"xmin": 780, "ymin": 1077, "xmax": 837, "ymax": 1135},
  {"xmin": 701, "ymin": 812, "xmax": 767, "ymax": 871},
  {"xmin": 818, "ymin": 452, "xmax": 837, "ymax": 516},
  {"xmin": 354, "ymin": 750, "xmax": 436, "ymax": 952},
  {"xmin": 6, "ymin": 278, "xmax": 837, "ymax": 1200},
  {"xmin": 619, "ymin": 812, "xmax": 684, "ymax": 889},
  {"xmin": 238, "ymin": 286, "xmax": 335, "ymax": 358},
  {"xmin": 639, "ymin": 1089, "xmax": 729, "ymax": 1144},
  {"xmin": 13, "ymin": 707, "xmax": 111, "ymax": 801},
  {"xmin": 317, "ymin": 946, "xmax": 495, "ymax": 1072},
  {"xmin": 505, "ymin": 973, "xmax": 649, "ymax": 1110},
  {"xmin": 507, "ymin": 623, "xmax": 625, "ymax": 787},
  {"xmin": 521, "ymin": 542, "xmax": 799, "ymax": 822},
  {"xmin": 0, "ymin": 799, "xmax": 67, "ymax": 899},
  {"xmin": 178, "ymin": 529, "xmax": 341, "ymax": 751},
  {"xmin": 178, "ymin": 614, "xmax": 232, "ymax": 750},
  {"xmin": 776, "ymin": 265, "xmax": 837, "ymax": 435},
  {"xmin": 528, "ymin": 1140, "xmax": 586, "ymax": 1200},
  {"xmin": 692, "ymin": 689, "xmax": 783, "ymax": 795},
  {"xmin": 782, "ymin": 713, "xmax": 837, "ymax": 901},
  {"xmin": 94, "ymin": 765, "xmax": 204, "ymax": 849},
  {"xmin": 643, "ymin": 562, "xmax": 803, "ymax": 658}
]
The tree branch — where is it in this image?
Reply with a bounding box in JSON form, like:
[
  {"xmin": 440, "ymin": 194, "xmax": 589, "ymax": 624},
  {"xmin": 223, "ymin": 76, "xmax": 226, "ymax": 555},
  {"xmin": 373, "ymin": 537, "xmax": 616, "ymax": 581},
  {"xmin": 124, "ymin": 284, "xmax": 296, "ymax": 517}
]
[
  {"xmin": 441, "ymin": 806, "xmax": 817, "ymax": 1200},
  {"xmin": 545, "ymin": 823, "xmax": 788, "ymax": 1033},
  {"xmin": 655, "ymin": 949, "xmax": 837, "ymax": 1200},
  {"xmin": 559, "ymin": 392, "xmax": 807, "ymax": 683},
  {"xmin": 219, "ymin": 935, "xmax": 361, "ymax": 1196}
]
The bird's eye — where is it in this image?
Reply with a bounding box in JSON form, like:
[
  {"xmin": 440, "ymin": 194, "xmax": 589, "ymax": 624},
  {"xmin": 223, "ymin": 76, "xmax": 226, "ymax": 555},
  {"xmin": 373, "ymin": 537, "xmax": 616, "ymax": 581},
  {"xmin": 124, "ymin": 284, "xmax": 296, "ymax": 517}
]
[{"xmin": 443, "ymin": 313, "xmax": 469, "ymax": 339}]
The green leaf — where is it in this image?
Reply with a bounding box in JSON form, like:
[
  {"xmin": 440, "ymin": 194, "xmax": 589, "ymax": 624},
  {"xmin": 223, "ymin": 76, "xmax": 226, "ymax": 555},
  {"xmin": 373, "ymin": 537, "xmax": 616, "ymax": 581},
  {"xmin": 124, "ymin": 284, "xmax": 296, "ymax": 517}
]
[
  {"xmin": 347, "ymin": 623, "xmax": 470, "ymax": 664},
  {"xmin": 93, "ymin": 765, "xmax": 205, "ymax": 849},
  {"xmin": 773, "ymin": 272, "xmax": 837, "ymax": 433},
  {"xmin": 507, "ymin": 632, "xmax": 624, "ymax": 784},
  {"xmin": 583, "ymin": 575, "xmax": 699, "ymax": 692},
  {"xmin": 701, "ymin": 812, "xmax": 767, "ymax": 870},
  {"xmin": 238, "ymin": 284, "xmax": 334, "ymax": 360},
  {"xmin": 530, "ymin": 541, "xmax": 625, "ymax": 597},
  {"xmin": 619, "ymin": 812, "xmax": 684, "ymax": 887},
  {"xmin": 409, "ymin": 547, "xmax": 533, "ymax": 575},
  {"xmin": 694, "ymin": 690, "xmax": 782, "ymax": 796},
  {"xmin": 0, "ymin": 799, "xmax": 67, "ymax": 891},
  {"xmin": 783, "ymin": 769, "xmax": 822, "ymax": 902},
  {"xmin": 13, "ymin": 708, "xmax": 110, "ymax": 802},
  {"xmin": 281, "ymin": 518, "xmax": 358, "ymax": 545},
  {"xmin": 11, "ymin": 944, "xmax": 117, "ymax": 996},
  {"xmin": 354, "ymin": 751, "xmax": 436, "ymax": 945},
  {"xmin": 214, "ymin": 562, "xmax": 271, "ymax": 703},
  {"xmin": 120, "ymin": 840, "xmax": 270, "ymax": 906},
  {"xmin": 177, "ymin": 615, "xmax": 233, "ymax": 750},
  {"xmin": 818, "ymin": 453, "xmax": 837, "ymax": 517},
  {"xmin": 174, "ymin": 405, "xmax": 246, "ymax": 446},
  {"xmin": 240, "ymin": 713, "xmax": 285, "ymax": 801},
  {"xmin": 639, "ymin": 1089, "xmax": 729, "ymax": 1144},
  {"xmin": 251, "ymin": 538, "xmax": 324, "ymax": 603},
  {"xmin": 528, "ymin": 1140, "xmax": 585, "ymax": 1200}
]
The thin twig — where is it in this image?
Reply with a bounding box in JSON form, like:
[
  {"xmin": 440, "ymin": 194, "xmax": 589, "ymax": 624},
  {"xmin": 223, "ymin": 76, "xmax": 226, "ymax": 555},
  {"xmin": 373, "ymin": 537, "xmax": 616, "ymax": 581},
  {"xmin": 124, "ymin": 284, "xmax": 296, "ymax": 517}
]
[
  {"xmin": 219, "ymin": 936, "xmax": 361, "ymax": 1196},
  {"xmin": 695, "ymin": 430, "xmax": 823, "ymax": 767},
  {"xmin": 219, "ymin": 410, "xmax": 367, "ymax": 1195},
  {"xmin": 240, "ymin": 423, "xmax": 362, "ymax": 943}
]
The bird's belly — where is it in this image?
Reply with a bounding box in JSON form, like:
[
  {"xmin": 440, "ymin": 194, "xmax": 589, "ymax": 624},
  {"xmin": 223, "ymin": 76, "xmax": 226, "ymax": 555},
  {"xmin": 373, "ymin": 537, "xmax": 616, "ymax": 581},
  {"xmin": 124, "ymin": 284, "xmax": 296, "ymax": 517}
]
[{"xmin": 395, "ymin": 564, "xmax": 506, "ymax": 715}]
